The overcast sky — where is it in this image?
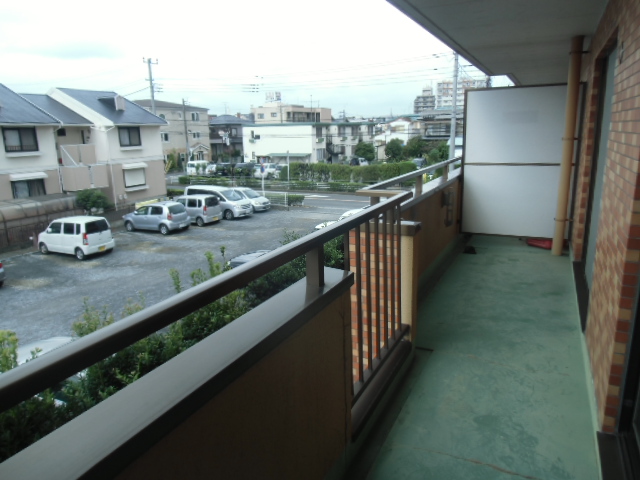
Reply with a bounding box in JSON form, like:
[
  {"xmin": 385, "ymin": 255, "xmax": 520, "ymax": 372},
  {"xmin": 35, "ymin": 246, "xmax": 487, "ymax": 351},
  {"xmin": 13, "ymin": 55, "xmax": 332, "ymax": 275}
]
[{"xmin": 1, "ymin": 0, "xmax": 503, "ymax": 118}]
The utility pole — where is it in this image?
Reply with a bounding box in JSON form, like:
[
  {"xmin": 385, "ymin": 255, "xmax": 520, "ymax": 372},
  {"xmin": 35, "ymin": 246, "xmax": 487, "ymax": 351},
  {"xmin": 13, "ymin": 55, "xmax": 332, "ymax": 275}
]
[
  {"xmin": 182, "ymin": 99, "xmax": 190, "ymax": 171},
  {"xmin": 449, "ymin": 52, "xmax": 459, "ymax": 160},
  {"xmin": 143, "ymin": 58, "xmax": 158, "ymax": 115}
]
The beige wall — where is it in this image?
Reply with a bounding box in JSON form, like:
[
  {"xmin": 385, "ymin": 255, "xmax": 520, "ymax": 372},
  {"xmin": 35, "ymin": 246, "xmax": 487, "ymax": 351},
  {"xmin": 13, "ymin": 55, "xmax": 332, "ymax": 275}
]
[
  {"xmin": 117, "ymin": 289, "xmax": 352, "ymax": 480},
  {"xmin": 104, "ymin": 159, "xmax": 167, "ymax": 208}
]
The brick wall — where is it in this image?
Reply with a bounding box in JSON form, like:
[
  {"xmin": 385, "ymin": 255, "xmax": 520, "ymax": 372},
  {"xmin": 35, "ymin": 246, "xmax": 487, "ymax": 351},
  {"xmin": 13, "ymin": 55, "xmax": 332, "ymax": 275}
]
[{"xmin": 574, "ymin": 0, "xmax": 640, "ymax": 432}]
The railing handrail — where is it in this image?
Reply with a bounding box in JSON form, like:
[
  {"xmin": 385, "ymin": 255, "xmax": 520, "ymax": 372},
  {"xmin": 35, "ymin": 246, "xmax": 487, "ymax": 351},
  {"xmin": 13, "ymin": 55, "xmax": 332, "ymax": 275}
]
[
  {"xmin": 361, "ymin": 156, "xmax": 462, "ymax": 191},
  {"xmin": 0, "ymin": 190, "xmax": 412, "ymax": 413}
]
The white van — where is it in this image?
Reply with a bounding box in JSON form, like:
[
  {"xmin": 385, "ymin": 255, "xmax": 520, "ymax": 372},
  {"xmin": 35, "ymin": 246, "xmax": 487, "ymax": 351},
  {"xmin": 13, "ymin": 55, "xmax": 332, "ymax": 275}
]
[
  {"xmin": 186, "ymin": 161, "xmax": 210, "ymax": 176},
  {"xmin": 183, "ymin": 185, "xmax": 253, "ymax": 220},
  {"xmin": 38, "ymin": 216, "xmax": 115, "ymax": 260},
  {"xmin": 174, "ymin": 194, "xmax": 223, "ymax": 226}
]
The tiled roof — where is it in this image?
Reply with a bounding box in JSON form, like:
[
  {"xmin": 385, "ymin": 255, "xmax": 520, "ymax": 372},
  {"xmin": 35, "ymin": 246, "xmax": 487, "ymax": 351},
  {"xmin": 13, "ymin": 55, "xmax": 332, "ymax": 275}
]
[
  {"xmin": 0, "ymin": 84, "xmax": 59, "ymax": 125},
  {"xmin": 57, "ymin": 88, "xmax": 166, "ymax": 125},
  {"xmin": 21, "ymin": 94, "xmax": 91, "ymax": 126}
]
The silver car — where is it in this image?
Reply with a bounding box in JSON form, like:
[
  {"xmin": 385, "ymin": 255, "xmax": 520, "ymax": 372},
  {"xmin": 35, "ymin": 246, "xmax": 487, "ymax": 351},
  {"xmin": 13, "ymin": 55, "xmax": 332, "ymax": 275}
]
[
  {"xmin": 174, "ymin": 194, "xmax": 222, "ymax": 226},
  {"xmin": 123, "ymin": 201, "xmax": 190, "ymax": 235},
  {"xmin": 233, "ymin": 187, "xmax": 271, "ymax": 213}
]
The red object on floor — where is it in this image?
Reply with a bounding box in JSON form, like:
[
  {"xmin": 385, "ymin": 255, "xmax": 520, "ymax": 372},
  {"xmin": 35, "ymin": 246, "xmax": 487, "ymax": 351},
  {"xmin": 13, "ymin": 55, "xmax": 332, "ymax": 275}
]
[{"xmin": 526, "ymin": 238, "xmax": 553, "ymax": 249}]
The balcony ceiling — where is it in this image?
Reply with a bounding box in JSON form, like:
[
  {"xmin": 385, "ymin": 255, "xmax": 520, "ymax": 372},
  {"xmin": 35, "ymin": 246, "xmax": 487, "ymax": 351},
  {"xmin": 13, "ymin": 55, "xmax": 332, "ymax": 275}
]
[{"xmin": 387, "ymin": 0, "xmax": 607, "ymax": 85}]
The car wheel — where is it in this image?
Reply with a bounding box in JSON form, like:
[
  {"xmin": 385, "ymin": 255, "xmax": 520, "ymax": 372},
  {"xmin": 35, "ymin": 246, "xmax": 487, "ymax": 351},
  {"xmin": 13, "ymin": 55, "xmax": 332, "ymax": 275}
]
[
  {"xmin": 125, "ymin": 221, "xmax": 135, "ymax": 232},
  {"xmin": 160, "ymin": 224, "xmax": 170, "ymax": 235},
  {"xmin": 196, "ymin": 217, "xmax": 205, "ymax": 227},
  {"xmin": 75, "ymin": 248, "xmax": 86, "ymax": 261},
  {"xmin": 250, "ymin": 206, "xmax": 256, "ymax": 214},
  {"xmin": 39, "ymin": 242, "xmax": 49, "ymax": 255},
  {"xmin": 224, "ymin": 210, "xmax": 234, "ymax": 220}
]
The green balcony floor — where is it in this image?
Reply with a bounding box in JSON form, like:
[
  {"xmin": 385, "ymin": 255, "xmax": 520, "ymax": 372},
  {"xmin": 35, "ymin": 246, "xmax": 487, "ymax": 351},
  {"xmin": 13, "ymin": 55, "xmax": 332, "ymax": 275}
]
[{"xmin": 362, "ymin": 235, "xmax": 600, "ymax": 480}]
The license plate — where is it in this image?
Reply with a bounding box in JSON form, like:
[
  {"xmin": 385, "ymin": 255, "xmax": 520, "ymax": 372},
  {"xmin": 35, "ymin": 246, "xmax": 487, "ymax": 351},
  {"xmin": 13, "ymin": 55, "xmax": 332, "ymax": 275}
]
[
  {"xmin": 212, "ymin": 216, "xmax": 219, "ymax": 221},
  {"xmin": 99, "ymin": 246, "xmax": 106, "ymax": 252},
  {"xmin": 180, "ymin": 222, "xmax": 188, "ymax": 228}
]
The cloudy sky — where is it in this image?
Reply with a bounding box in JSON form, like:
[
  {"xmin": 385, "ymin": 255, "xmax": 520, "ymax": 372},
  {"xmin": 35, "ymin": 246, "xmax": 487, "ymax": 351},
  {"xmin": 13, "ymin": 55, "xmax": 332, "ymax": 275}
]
[{"xmin": 1, "ymin": 0, "xmax": 500, "ymax": 118}]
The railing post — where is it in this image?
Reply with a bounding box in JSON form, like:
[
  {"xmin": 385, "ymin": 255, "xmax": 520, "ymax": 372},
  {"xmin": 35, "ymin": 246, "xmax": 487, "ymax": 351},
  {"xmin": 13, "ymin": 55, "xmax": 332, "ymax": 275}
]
[
  {"xmin": 415, "ymin": 176, "xmax": 423, "ymax": 196},
  {"xmin": 306, "ymin": 245, "xmax": 324, "ymax": 287},
  {"xmin": 400, "ymin": 221, "xmax": 422, "ymax": 343}
]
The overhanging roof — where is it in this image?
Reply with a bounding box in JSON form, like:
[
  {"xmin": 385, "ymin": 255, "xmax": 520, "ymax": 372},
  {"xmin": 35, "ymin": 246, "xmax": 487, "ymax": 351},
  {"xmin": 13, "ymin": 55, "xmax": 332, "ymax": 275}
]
[{"xmin": 387, "ymin": 0, "xmax": 607, "ymax": 85}]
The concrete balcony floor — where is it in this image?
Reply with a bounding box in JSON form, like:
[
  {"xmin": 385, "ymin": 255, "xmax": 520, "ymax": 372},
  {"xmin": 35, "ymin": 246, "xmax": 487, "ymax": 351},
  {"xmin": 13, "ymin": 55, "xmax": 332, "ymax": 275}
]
[{"xmin": 352, "ymin": 235, "xmax": 600, "ymax": 480}]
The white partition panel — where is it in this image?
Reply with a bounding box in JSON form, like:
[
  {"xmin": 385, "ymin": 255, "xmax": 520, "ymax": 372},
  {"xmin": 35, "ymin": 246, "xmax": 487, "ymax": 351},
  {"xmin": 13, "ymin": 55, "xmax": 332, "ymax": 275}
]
[{"xmin": 462, "ymin": 85, "xmax": 568, "ymax": 238}]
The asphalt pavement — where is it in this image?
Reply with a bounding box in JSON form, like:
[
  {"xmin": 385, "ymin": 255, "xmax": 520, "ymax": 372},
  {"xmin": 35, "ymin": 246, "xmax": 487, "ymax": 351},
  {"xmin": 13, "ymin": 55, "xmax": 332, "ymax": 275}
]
[{"xmin": 0, "ymin": 194, "xmax": 368, "ymax": 345}]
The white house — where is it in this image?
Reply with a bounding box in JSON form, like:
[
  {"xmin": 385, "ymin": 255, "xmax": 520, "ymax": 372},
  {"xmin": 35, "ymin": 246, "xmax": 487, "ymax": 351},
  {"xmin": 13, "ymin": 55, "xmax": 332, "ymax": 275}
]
[
  {"xmin": 47, "ymin": 88, "xmax": 168, "ymax": 209},
  {"xmin": 373, "ymin": 117, "xmax": 424, "ymax": 160},
  {"xmin": 242, "ymin": 121, "xmax": 377, "ymax": 165},
  {"xmin": 0, "ymin": 84, "xmax": 61, "ymax": 201}
]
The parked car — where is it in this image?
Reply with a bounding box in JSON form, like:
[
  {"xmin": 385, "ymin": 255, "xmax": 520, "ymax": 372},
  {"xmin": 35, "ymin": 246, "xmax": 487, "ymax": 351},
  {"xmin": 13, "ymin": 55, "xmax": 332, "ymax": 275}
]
[
  {"xmin": 214, "ymin": 163, "xmax": 232, "ymax": 176},
  {"xmin": 350, "ymin": 157, "xmax": 369, "ymax": 166},
  {"xmin": 122, "ymin": 201, "xmax": 190, "ymax": 235},
  {"xmin": 254, "ymin": 163, "xmax": 278, "ymax": 179},
  {"xmin": 186, "ymin": 160, "xmax": 210, "ymax": 176},
  {"xmin": 229, "ymin": 250, "xmax": 272, "ymax": 268},
  {"xmin": 315, "ymin": 206, "xmax": 372, "ymax": 230},
  {"xmin": 38, "ymin": 216, "xmax": 115, "ymax": 260},
  {"xmin": 0, "ymin": 260, "xmax": 5, "ymax": 287},
  {"xmin": 412, "ymin": 158, "xmax": 427, "ymax": 168},
  {"xmin": 183, "ymin": 185, "xmax": 253, "ymax": 220},
  {"xmin": 174, "ymin": 194, "xmax": 222, "ymax": 226},
  {"xmin": 233, "ymin": 163, "xmax": 256, "ymax": 177},
  {"xmin": 232, "ymin": 187, "xmax": 271, "ymax": 213}
]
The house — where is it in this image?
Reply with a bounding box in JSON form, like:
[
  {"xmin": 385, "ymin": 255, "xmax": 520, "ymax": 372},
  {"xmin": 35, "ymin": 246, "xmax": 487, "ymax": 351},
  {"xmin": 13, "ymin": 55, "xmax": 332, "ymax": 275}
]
[
  {"xmin": 134, "ymin": 99, "xmax": 209, "ymax": 167},
  {"xmin": 373, "ymin": 116, "xmax": 425, "ymax": 160},
  {"xmin": 3, "ymin": 0, "xmax": 640, "ymax": 479},
  {"xmin": 241, "ymin": 121, "xmax": 376, "ymax": 164},
  {"xmin": 209, "ymin": 114, "xmax": 252, "ymax": 162},
  {"xmin": 47, "ymin": 88, "xmax": 168, "ymax": 209},
  {"xmin": 0, "ymin": 84, "xmax": 61, "ymax": 201},
  {"xmin": 251, "ymin": 99, "xmax": 332, "ymax": 124}
]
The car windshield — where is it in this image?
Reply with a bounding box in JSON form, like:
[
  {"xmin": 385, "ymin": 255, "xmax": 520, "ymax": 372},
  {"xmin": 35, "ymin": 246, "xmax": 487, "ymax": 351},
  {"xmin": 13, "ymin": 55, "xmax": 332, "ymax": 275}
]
[
  {"xmin": 221, "ymin": 189, "xmax": 242, "ymax": 201},
  {"xmin": 168, "ymin": 204, "xmax": 186, "ymax": 214},
  {"xmin": 240, "ymin": 189, "xmax": 260, "ymax": 199}
]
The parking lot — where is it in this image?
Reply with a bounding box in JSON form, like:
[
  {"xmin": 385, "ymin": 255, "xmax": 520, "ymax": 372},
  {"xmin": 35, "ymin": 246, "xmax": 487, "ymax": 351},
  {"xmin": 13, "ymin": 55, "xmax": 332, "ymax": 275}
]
[{"xmin": 0, "ymin": 194, "xmax": 367, "ymax": 345}]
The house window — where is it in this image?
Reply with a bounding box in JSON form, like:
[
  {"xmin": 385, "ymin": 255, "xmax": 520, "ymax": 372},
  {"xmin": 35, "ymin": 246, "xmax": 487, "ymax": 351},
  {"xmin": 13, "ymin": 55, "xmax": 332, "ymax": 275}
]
[
  {"xmin": 161, "ymin": 133, "xmax": 169, "ymax": 142},
  {"xmin": 123, "ymin": 168, "xmax": 146, "ymax": 188},
  {"xmin": 231, "ymin": 128, "xmax": 237, "ymax": 136},
  {"xmin": 316, "ymin": 126, "xmax": 323, "ymax": 137},
  {"xmin": 196, "ymin": 151, "xmax": 204, "ymax": 160},
  {"xmin": 57, "ymin": 128, "xmax": 67, "ymax": 137},
  {"xmin": 338, "ymin": 126, "xmax": 346, "ymax": 136},
  {"xmin": 192, "ymin": 132, "xmax": 200, "ymax": 139},
  {"xmin": 191, "ymin": 112, "xmax": 200, "ymax": 121},
  {"xmin": 118, "ymin": 127, "xmax": 141, "ymax": 147},
  {"xmin": 11, "ymin": 179, "xmax": 46, "ymax": 198},
  {"xmin": 3, "ymin": 127, "xmax": 38, "ymax": 152},
  {"xmin": 271, "ymin": 112, "xmax": 277, "ymax": 117},
  {"xmin": 257, "ymin": 114, "xmax": 265, "ymax": 119},
  {"xmin": 316, "ymin": 149, "xmax": 325, "ymax": 161}
]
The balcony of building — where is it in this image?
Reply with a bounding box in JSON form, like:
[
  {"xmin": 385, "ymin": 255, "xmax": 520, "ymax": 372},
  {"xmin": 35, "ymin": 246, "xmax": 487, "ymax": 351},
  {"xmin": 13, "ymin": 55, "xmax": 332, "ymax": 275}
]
[{"xmin": 0, "ymin": 154, "xmax": 604, "ymax": 479}]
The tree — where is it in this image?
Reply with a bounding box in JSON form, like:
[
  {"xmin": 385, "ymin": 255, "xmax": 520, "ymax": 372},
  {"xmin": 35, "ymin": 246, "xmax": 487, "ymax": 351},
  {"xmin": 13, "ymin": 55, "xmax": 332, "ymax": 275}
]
[
  {"xmin": 354, "ymin": 141, "xmax": 375, "ymax": 162},
  {"xmin": 404, "ymin": 136, "xmax": 427, "ymax": 159},
  {"xmin": 384, "ymin": 138, "xmax": 404, "ymax": 162}
]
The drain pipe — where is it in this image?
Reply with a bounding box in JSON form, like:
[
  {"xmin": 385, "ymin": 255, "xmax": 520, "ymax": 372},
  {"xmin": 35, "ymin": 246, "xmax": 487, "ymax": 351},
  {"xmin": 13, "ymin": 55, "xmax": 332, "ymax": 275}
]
[{"xmin": 552, "ymin": 36, "xmax": 584, "ymax": 256}]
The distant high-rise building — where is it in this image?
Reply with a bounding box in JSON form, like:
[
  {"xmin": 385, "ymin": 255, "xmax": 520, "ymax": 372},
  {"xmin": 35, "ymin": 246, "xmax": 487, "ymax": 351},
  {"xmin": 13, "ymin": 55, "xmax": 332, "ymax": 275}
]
[
  {"xmin": 413, "ymin": 86, "xmax": 436, "ymax": 114},
  {"xmin": 435, "ymin": 78, "xmax": 486, "ymax": 109}
]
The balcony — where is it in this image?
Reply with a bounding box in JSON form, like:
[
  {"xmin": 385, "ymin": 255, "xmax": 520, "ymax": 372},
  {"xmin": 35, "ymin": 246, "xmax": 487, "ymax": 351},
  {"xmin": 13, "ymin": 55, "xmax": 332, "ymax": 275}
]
[{"xmin": 0, "ymin": 160, "xmax": 600, "ymax": 479}]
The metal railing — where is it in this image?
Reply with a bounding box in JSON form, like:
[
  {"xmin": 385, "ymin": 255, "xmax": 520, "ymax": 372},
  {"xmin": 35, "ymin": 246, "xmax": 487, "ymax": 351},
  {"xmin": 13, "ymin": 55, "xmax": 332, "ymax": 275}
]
[{"xmin": 0, "ymin": 191, "xmax": 410, "ymax": 414}]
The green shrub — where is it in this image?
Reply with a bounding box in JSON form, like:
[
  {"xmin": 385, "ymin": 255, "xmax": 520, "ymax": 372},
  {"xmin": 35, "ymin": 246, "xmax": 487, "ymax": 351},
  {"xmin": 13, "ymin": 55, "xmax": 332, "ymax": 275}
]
[
  {"xmin": 75, "ymin": 189, "xmax": 111, "ymax": 212},
  {"xmin": 288, "ymin": 194, "xmax": 305, "ymax": 206},
  {"xmin": 328, "ymin": 164, "xmax": 352, "ymax": 182},
  {"xmin": 178, "ymin": 176, "xmax": 190, "ymax": 185}
]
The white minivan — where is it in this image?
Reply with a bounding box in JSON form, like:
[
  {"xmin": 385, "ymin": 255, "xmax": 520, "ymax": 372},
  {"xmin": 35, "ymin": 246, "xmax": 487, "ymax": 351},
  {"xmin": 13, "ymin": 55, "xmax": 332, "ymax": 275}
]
[
  {"xmin": 38, "ymin": 216, "xmax": 115, "ymax": 260},
  {"xmin": 184, "ymin": 185, "xmax": 253, "ymax": 220}
]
